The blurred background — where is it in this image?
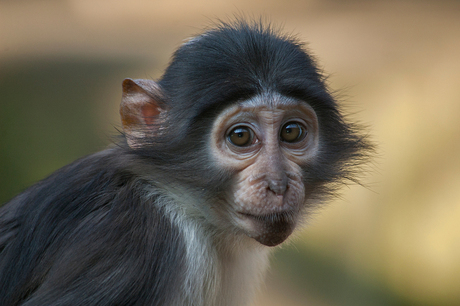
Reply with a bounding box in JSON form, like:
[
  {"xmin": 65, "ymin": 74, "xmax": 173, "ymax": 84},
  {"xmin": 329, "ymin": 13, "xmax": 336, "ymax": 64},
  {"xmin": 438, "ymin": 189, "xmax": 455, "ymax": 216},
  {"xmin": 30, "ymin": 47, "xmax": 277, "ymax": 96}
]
[{"xmin": 1, "ymin": 0, "xmax": 459, "ymax": 305}]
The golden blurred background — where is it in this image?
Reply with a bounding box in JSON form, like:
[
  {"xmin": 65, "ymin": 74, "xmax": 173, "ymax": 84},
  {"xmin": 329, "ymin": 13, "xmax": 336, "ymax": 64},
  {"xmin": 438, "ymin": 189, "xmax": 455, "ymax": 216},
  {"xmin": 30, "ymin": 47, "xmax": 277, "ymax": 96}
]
[{"xmin": 1, "ymin": 0, "xmax": 459, "ymax": 305}]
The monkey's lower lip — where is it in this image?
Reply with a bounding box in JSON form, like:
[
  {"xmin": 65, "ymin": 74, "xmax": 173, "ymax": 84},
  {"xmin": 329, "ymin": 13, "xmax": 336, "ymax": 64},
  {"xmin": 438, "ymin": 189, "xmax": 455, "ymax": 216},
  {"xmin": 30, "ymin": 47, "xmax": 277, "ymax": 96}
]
[{"xmin": 237, "ymin": 211, "xmax": 297, "ymax": 247}]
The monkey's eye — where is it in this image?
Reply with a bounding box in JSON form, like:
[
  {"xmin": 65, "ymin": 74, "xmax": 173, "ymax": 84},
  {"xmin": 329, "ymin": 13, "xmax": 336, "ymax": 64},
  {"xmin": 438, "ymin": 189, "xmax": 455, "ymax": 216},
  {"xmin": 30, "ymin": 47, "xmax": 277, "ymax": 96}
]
[
  {"xmin": 228, "ymin": 126, "xmax": 255, "ymax": 147},
  {"xmin": 280, "ymin": 122, "xmax": 306, "ymax": 143}
]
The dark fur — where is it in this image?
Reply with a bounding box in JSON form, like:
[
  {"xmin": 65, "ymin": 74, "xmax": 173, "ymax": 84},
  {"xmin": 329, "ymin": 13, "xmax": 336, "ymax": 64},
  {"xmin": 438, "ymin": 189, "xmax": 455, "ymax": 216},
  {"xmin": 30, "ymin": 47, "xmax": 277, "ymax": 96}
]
[
  {"xmin": 0, "ymin": 21, "xmax": 371, "ymax": 305},
  {"xmin": 0, "ymin": 152, "xmax": 185, "ymax": 305}
]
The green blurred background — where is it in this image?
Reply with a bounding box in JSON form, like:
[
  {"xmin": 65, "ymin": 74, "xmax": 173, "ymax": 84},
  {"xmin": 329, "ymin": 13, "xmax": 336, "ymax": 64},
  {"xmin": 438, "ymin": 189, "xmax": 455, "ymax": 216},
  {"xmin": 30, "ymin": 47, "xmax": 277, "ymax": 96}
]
[{"xmin": 1, "ymin": 0, "xmax": 460, "ymax": 305}]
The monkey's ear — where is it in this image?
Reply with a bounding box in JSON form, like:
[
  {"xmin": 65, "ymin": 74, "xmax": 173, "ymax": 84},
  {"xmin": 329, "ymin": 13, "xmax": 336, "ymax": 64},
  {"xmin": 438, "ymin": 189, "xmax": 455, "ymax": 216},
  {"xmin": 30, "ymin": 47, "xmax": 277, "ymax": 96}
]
[{"xmin": 120, "ymin": 78, "xmax": 166, "ymax": 148}]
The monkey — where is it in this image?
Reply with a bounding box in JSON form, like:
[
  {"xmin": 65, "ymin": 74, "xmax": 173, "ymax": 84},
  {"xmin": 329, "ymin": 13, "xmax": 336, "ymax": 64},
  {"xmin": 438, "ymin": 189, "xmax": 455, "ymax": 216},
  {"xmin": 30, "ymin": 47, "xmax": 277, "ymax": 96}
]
[{"xmin": 0, "ymin": 21, "xmax": 371, "ymax": 306}]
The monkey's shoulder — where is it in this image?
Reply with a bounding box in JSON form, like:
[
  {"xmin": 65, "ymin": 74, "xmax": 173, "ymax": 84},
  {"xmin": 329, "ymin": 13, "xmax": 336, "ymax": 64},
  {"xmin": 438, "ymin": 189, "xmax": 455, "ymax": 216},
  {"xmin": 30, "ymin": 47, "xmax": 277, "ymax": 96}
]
[
  {"xmin": 0, "ymin": 148, "xmax": 171, "ymax": 245},
  {"xmin": 0, "ymin": 148, "xmax": 187, "ymax": 305}
]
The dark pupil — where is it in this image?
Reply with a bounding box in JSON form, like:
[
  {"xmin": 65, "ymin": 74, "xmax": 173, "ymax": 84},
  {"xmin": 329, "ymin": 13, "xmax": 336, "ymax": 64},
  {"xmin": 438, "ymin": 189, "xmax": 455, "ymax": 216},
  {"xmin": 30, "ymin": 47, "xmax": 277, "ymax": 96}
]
[
  {"xmin": 281, "ymin": 122, "xmax": 303, "ymax": 142},
  {"xmin": 229, "ymin": 127, "xmax": 251, "ymax": 146}
]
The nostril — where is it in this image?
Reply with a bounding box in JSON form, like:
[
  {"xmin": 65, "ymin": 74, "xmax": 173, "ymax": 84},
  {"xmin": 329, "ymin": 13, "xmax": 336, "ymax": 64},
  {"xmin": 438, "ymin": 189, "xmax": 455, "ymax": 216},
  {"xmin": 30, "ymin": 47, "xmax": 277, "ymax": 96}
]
[{"xmin": 267, "ymin": 181, "xmax": 288, "ymax": 196}]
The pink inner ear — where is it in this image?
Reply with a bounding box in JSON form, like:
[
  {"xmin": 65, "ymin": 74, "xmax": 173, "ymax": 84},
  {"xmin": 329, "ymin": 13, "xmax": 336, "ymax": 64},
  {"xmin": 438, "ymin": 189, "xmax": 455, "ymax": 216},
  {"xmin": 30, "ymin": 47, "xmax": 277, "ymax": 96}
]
[{"xmin": 141, "ymin": 103, "xmax": 160, "ymax": 126}]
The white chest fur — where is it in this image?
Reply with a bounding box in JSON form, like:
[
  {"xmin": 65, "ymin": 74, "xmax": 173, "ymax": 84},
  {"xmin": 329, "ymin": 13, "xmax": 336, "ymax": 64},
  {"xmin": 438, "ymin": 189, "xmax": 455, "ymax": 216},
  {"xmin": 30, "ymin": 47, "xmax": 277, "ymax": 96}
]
[{"xmin": 170, "ymin": 208, "xmax": 271, "ymax": 306}]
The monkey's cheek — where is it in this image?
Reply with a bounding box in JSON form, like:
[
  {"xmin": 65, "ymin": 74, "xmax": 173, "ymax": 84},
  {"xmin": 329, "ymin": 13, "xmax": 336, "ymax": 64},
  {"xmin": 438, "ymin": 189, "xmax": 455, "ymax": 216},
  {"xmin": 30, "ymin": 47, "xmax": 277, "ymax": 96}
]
[{"xmin": 236, "ymin": 213, "xmax": 296, "ymax": 247}]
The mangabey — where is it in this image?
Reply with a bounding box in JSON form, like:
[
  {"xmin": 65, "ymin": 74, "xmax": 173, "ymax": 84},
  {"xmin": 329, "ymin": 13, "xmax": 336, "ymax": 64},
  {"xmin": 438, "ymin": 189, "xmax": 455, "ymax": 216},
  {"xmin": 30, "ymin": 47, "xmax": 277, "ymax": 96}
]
[{"xmin": 0, "ymin": 21, "xmax": 371, "ymax": 306}]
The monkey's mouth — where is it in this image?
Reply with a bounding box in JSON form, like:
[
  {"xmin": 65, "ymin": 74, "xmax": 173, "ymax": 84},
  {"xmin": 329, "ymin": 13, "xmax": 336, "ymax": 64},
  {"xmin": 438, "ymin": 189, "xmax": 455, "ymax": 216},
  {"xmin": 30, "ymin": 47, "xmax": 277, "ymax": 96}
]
[
  {"xmin": 240, "ymin": 211, "xmax": 294, "ymax": 223},
  {"xmin": 237, "ymin": 211, "xmax": 297, "ymax": 247}
]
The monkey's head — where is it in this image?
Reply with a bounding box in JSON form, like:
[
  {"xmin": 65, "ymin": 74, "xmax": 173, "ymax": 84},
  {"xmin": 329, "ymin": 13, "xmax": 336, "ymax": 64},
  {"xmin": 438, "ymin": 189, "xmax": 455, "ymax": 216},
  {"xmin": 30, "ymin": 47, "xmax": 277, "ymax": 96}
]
[{"xmin": 119, "ymin": 21, "xmax": 371, "ymax": 247}]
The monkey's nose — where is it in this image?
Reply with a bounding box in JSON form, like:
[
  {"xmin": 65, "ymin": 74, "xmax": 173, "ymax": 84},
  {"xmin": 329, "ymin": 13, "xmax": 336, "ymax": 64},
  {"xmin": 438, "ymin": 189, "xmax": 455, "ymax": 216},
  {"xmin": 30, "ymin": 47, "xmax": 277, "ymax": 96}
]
[{"xmin": 267, "ymin": 180, "xmax": 288, "ymax": 196}]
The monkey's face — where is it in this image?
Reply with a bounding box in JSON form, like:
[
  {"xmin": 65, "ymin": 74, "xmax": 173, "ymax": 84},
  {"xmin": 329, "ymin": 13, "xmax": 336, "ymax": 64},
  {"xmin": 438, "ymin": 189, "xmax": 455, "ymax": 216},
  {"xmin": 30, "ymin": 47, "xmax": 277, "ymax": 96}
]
[{"xmin": 210, "ymin": 93, "xmax": 319, "ymax": 246}]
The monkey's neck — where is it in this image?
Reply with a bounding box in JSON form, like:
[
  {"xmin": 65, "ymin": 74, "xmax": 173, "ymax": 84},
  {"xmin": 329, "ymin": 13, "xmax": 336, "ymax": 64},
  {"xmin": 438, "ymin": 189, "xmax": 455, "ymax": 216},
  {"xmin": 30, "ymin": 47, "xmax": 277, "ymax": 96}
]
[
  {"xmin": 212, "ymin": 232, "xmax": 271, "ymax": 306},
  {"xmin": 157, "ymin": 194, "xmax": 271, "ymax": 306}
]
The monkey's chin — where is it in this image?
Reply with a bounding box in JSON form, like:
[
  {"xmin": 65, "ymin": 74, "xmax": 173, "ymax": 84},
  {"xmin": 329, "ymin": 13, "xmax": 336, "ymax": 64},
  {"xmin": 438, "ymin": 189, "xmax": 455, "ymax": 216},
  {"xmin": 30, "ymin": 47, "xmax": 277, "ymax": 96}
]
[{"xmin": 237, "ymin": 213, "xmax": 296, "ymax": 247}]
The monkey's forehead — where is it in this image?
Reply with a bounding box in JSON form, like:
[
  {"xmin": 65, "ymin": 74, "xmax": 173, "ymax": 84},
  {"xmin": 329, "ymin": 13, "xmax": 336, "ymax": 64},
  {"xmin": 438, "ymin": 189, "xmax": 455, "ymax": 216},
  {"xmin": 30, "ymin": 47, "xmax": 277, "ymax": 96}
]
[
  {"xmin": 214, "ymin": 93, "xmax": 318, "ymax": 123},
  {"xmin": 239, "ymin": 93, "xmax": 304, "ymax": 108}
]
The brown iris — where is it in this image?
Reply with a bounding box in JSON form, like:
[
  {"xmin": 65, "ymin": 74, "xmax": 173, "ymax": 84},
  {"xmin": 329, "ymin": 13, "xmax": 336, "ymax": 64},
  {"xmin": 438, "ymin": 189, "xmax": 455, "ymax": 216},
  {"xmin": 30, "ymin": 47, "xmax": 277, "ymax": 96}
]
[
  {"xmin": 280, "ymin": 122, "xmax": 305, "ymax": 143},
  {"xmin": 228, "ymin": 126, "xmax": 253, "ymax": 147}
]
